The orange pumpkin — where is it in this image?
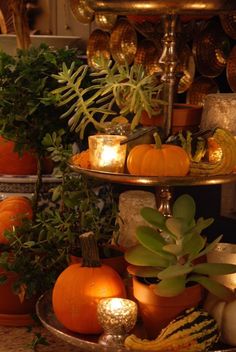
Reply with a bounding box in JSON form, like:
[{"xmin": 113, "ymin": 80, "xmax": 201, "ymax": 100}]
[
  {"xmin": 127, "ymin": 133, "xmax": 190, "ymax": 176},
  {"xmin": 0, "ymin": 196, "xmax": 33, "ymax": 218},
  {"xmin": 0, "ymin": 196, "xmax": 33, "ymax": 244},
  {"xmin": 52, "ymin": 232, "xmax": 126, "ymax": 334},
  {"xmin": 71, "ymin": 149, "xmax": 91, "ymax": 169}
]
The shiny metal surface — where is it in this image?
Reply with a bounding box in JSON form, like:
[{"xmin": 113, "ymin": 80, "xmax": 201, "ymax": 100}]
[
  {"xmin": 87, "ymin": 0, "xmax": 236, "ymax": 15},
  {"xmin": 69, "ymin": 164, "xmax": 236, "ymax": 187},
  {"xmin": 37, "ymin": 291, "xmax": 236, "ymax": 352}
]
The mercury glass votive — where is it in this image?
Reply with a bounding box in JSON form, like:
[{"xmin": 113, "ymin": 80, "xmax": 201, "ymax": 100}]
[
  {"xmin": 88, "ymin": 135, "xmax": 127, "ymax": 173},
  {"xmin": 97, "ymin": 297, "xmax": 138, "ymax": 346},
  {"xmin": 207, "ymin": 243, "xmax": 236, "ymax": 291}
]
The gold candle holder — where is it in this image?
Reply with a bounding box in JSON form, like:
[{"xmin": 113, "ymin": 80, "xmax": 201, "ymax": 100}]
[
  {"xmin": 88, "ymin": 135, "xmax": 127, "ymax": 173},
  {"xmin": 97, "ymin": 297, "xmax": 137, "ymax": 346}
]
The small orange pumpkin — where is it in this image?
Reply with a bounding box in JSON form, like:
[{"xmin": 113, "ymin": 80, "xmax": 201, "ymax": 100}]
[
  {"xmin": 127, "ymin": 133, "xmax": 190, "ymax": 176},
  {"xmin": 52, "ymin": 232, "xmax": 126, "ymax": 334},
  {"xmin": 71, "ymin": 149, "xmax": 91, "ymax": 169},
  {"xmin": 0, "ymin": 196, "xmax": 33, "ymax": 244}
]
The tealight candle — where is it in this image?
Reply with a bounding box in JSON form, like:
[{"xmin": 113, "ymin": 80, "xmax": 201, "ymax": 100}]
[
  {"xmin": 88, "ymin": 135, "xmax": 127, "ymax": 173},
  {"xmin": 97, "ymin": 297, "xmax": 137, "ymax": 346}
]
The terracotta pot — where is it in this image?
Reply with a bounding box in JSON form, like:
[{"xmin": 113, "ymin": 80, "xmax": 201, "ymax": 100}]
[
  {"xmin": 0, "ymin": 137, "xmax": 53, "ymax": 175},
  {"xmin": 140, "ymin": 104, "xmax": 202, "ymax": 134},
  {"xmin": 132, "ymin": 276, "xmax": 204, "ymax": 339},
  {"xmin": 0, "ymin": 137, "xmax": 38, "ymax": 175},
  {"xmin": 0, "ymin": 267, "xmax": 36, "ymax": 326}
]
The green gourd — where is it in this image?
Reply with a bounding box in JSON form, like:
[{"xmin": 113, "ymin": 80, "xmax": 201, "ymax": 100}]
[{"xmin": 125, "ymin": 307, "xmax": 220, "ymax": 351}]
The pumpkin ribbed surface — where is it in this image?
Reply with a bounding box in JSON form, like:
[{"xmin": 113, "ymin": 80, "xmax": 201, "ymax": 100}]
[
  {"xmin": 127, "ymin": 144, "xmax": 190, "ymax": 176},
  {"xmin": 52, "ymin": 263, "xmax": 126, "ymax": 334}
]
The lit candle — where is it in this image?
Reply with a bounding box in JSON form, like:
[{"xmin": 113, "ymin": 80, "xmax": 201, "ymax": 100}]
[
  {"xmin": 88, "ymin": 135, "xmax": 127, "ymax": 173},
  {"xmin": 97, "ymin": 297, "xmax": 137, "ymax": 346}
]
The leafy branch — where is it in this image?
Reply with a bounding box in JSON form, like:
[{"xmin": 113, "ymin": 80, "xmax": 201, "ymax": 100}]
[{"xmin": 52, "ymin": 60, "xmax": 165, "ymax": 139}]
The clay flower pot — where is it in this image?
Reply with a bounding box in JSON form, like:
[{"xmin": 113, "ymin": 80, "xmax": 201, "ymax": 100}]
[
  {"xmin": 0, "ymin": 137, "xmax": 38, "ymax": 175},
  {"xmin": 140, "ymin": 104, "xmax": 202, "ymax": 134},
  {"xmin": 132, "ymin": 276, "xmax": 204, "ymax": 339},
  {"xmin": 0, "ymin": 137, "xmax": 53, "ymax": 175},
  {"xmin": 0, "ymin": 267, "xmax": 36, "ymax": 326}
]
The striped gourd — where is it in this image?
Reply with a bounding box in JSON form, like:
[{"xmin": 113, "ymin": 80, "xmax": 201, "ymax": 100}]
[{"xmin": 124, "ymin": 308, "xmax": 220, "ymax": 351}]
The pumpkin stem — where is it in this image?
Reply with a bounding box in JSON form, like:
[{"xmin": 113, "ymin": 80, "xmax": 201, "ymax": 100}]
[
  {"xmin": 153, "ymin": 132, "xmax": 162, "ymax": 149},
  {"xmin": 80, "ymin": 232, "xmax": 101, "ymax": 267}
]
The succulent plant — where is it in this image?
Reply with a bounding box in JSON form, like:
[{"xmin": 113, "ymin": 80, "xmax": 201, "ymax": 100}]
[
  {"xmin": 51, "ymin": 59, "xmax": 165, "ymax": 139},
  {"xmin": 125, "ymin": 194, "xmax": 236, "ymax": 301}
]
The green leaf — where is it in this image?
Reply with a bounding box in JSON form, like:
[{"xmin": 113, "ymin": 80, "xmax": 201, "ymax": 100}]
[
  {"xmin": 157, "ymin": 263, "xmax": 192, "ymax": 280},
  {"xmin": 151, "ymin": 276, "xmax": 186, "ymax": 297},
  {"xmin": 127, "ymin": 265, "xmax": 162, "ymax": 278},
  {"xmin": 136, "ymin": 226, "xmax": 175, "ymax": 261},
  {"xmin": 162, "ymin": 243, "xmax": 182, "ymax": 256},
  {"xmin": 191, "ymin": 217, "xmax": 214, "ymax": 235},
  {"xmin": 182, "ymin": 233, "xmax": 206, "ymax": 258},
  {"xmin": 173, "ymin": 194, "xmax": 196, "ymax": 224},
  {"xmin": 195, "ymin": 235, "xmax": 223, "ymax": 259},
  {"xmin": 189, "ymin": 275, "xmax": 235, "ymax": 301},
  {"xmin": 140, "ymin": 207, "xmax": 166, "ymax": 230},
  {"xmin": 165, "ymin": 217, "xmax": 186, "ymax": 239},
  {"xmin": 192, "ymin": 262, "xmax": 236, "ymax": 276},
  {"xmin": 124, "ymin": 245, "xmax": 170, "ymax": 267}
]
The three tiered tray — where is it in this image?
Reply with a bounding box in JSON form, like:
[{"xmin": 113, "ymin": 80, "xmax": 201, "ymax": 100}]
[{"xmin": 37, "ymin": 1, "xmax": 236, "ymax": 351}]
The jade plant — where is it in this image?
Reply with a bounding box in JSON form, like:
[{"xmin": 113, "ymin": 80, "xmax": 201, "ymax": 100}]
[
  {"xmin": 125, "ymin": 194, "xmax": 236, "ymax": 301},
  {"xmin": 52, "ymin": 59, "xmax": 165, "ymax": 139}
]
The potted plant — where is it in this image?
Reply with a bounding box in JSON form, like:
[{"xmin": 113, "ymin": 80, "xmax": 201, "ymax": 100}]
[
  {"xmin": 51, "ymin": 59, "xmax": 165, "ymax": 139},
  {"xmin": 0, "ymin": 130, "xmax": 125, "ymax": 325},
  {"xmin": 124, "ymin": 193, "xmax": 236, "ymax": 338}
]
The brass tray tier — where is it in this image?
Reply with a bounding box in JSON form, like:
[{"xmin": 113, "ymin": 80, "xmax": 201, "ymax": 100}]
[
  {"xmin": 36, "ymin": 291, "xmax": 236, "ymax": 352},
  {"xmin": 70, "ymin": 165, "xmax": 236, "ymax": 187},
  {"xmin": 87, "ymin": 0, "xmax": 236, "ymax": 15}
]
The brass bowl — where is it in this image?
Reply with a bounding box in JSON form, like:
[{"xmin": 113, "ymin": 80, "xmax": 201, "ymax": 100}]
[
  {"xmin": 186, "ymin": 76, "xmax": 219, "ymax": 106},
  {"xmin": 220, "ymin": 13, "xmax": 236, "ymax": 40},
  {"xmin": 110, "ymin": 18, "xmax": 137, "ymax": 65},
  {"xmin": 134, "ymin": 39, "xmax": 162, "ymax": 75},
  {"xmin": 87, "ymin": 29, "xmax": 111, "ymax": 69},
  {"xmin": 226, "ymin": 45, "xmax": 236, "ymax": 92},
  {"xmin": 193, "ymin": 20, "xmax": 230, "ymax": 78},
  {"xmin": 69, "ymin": 0, "xmax": 94, "ymax": 24},
  {"xmin": 95, "ymin": 13, "xmax": 117, "ymax": 31}
]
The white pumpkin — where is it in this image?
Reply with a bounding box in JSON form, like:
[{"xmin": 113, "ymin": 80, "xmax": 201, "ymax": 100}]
[{"xmin": 204, "ymin": 293, "xmax": 236, "ymax": 346}]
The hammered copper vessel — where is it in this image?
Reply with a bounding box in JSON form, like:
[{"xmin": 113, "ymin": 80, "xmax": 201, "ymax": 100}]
[
  {"xmin": 110, "ymin": 18, "xmax": 137, "ymax": 65},
  {"xmin": 87, "ymin": 29, "xmax": 111, "ymax": 69}
]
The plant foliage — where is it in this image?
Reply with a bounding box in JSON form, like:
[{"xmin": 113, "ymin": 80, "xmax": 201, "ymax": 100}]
[
  {"xmin": 125, "ymin": 194, "xmax": 236, "ymax": 301},
  {"xmin": 52, "ymin": 60, "xmax": 164, "ymax": 139}
]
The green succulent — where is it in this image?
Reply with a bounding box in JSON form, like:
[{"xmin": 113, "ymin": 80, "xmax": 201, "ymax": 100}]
[
  {"xmin": 125, "ymin": 194, "xmax": 236, "ymax": 301},
  {"xmin": 51, "ymin": 60, "xmax": 164, "ymax": 139}
]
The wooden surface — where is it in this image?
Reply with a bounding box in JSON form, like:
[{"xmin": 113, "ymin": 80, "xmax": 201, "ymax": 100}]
[{"xmin": 0, "ymin": 325, "xmax": 78, "ymax": 352}]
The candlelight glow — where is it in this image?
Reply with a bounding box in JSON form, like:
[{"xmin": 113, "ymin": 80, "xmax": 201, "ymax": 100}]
[
  {"xmin": 89, "ymin": 135, "xmax": 127, "ymax": 173},
  {"xmin": 97, "ymin": 297, "xmax": 137, "ymax": 346}
]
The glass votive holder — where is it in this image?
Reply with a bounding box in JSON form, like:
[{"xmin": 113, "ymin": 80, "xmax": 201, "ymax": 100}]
[
  {"xmin": 97, "ymin": 297, "xmax": 138, "ymax": 346},
  {"xmin": 88, "ymin": 134, "xmax": 127, "ymax": 173},
  {"xmin": 207, "ymin": 243, "xmax": 236, "ymax": 291}
]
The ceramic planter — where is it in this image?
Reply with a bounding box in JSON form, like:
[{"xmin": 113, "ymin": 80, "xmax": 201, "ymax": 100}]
[
  {"xmin": 132, "ymin": 276, "xmax": 205, "ymax": 339},
  {"xmin": 0, "ymin": 137, "xmax": 53, "ymax": 175},
  {"xmin": 140, "ymin": 103, "xmax": 202, "ymax": 134},
  {"xmin": 0, "ymin": 267, "xmax": 36, "ymax": 326}
]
